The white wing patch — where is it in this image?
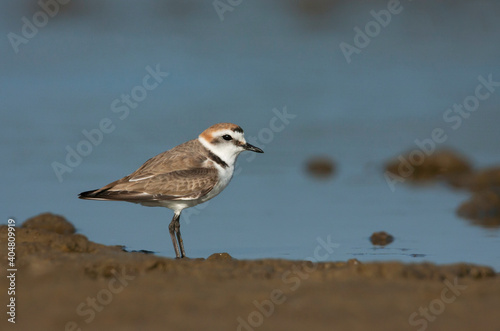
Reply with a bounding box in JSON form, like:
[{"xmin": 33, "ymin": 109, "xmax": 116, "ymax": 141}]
[{"xmin": 128, "ymin": 175, "xmax": 154, "ymax": 182}]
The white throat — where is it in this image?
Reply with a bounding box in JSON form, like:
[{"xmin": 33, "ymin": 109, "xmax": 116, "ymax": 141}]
[{"xmin": 198, "ymin": 136, "xmax": 242, "ymax": 169}]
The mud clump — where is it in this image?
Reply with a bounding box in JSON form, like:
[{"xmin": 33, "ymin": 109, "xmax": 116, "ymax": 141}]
[
  {"xmin": 384, "ymin": 149, "xmax": 500, "ymax": 228},
  {"xmin": 385, "ymin": 149, "xmax": 472, "ymax": 185},
  {"xmin": 306, "ymin": 156, "xmax": 336, "ymax": 179},
  {"xmin": 466, "ymin": 167, "xmax": 500, "ymax": 192},
  {"xmin": 22, "ymin": 212, "xmax": 76, "ymax": 234},
  {"xmin": 370, "ymin": 231, "xmax": 394, "ymax": 246},
  {"xmin": 455, "ymin": 167, "xmax": 500, "ymax": 227},
  {"xmin": 457, "ymin": 190, "xmax": 500, "ymax": 228}
]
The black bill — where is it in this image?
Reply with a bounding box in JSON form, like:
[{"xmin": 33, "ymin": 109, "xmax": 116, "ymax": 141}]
[{"xmin": 244, "ymin": 143, "xmax": 264, "ymax": 153}]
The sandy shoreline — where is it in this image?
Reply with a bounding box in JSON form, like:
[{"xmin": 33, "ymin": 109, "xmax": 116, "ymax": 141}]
[{"xmin": 1, "ymin": 214, "xmax": 499, "ymax": 331}]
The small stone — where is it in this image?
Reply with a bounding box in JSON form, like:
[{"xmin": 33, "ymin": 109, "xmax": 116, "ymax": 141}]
[
  {"xmin": 370, "ymin": 231, "xmax": 394, "ymax": 246},
  {"xmin": 207, "ymin": 252, "xmax": 233, "ymax": 260},
  {"xmin": 347, "ymin": 259, "xmax": 361, "ymax": 266}
]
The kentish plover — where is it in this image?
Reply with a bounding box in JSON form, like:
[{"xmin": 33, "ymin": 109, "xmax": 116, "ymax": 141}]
[{"xmin": 79, "ymin": 123, "xmax": 263, "ymax": 258}]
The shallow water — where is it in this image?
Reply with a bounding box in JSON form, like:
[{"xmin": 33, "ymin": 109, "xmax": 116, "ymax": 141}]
[{"xmin": 1, "ymin": 0, "xmax": 499, "ymax": 269}]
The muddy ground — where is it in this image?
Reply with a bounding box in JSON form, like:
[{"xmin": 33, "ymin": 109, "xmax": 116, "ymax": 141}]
[{"xmin": 1, "ymin": 214, "xmax": 499, "ymax": 331}]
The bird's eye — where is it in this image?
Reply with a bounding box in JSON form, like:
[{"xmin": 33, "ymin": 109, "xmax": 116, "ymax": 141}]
[{"xmin": 222, "ymin": 134, "xmax": 232, "ymax": 141}]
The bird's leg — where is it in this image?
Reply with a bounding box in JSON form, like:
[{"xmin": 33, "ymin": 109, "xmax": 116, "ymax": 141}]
[
  {"xmin": 175, "ymin": 212, "xmax": 186, "ymax": 258},
  {"xmin": 169, "ymin": 212, "xmax": 181, "ymax": 258}
]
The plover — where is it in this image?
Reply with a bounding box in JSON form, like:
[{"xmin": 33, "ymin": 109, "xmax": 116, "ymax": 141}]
[{"xmin": 79, "ymin": 123, "xmax": 263, "ymax": 258}]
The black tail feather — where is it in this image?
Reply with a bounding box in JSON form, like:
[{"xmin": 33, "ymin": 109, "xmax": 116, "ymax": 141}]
[{"xmin": 78, "ymin": 189, "xmax": 100, "ymax": 199}]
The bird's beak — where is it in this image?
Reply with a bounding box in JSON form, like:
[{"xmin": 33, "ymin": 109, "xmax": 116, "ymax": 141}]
[{"xmin": 244, "ymin": 143, "xmax": 264, "ymax": 153}]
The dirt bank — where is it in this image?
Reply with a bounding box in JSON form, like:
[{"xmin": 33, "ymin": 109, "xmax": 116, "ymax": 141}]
[{"xmin": 1, "ymin": 214, "xmax": 499, "ymax": 331}]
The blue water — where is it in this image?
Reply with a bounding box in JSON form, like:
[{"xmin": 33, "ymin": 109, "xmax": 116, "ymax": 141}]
[{"xmin": 1, "ymin": 0, "xmax": 499, "ymax": 269}]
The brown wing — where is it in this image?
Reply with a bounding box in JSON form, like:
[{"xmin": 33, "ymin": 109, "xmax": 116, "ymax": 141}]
[
  {"xmin": 131, "ymin": 139, "xmax": 209, "ymax": 175},
  {"xmin": 79, "ymin": 168, "xmax": 218, "ymax": 202}
]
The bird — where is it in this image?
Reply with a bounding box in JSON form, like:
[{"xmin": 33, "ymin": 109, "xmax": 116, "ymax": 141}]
[{"xmin": 78, "ymin": 123, "xmax": 264, "ymax": 258}]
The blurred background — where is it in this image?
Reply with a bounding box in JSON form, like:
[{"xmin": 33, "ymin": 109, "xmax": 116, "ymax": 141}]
[{"xmin": 1, "ymin": 0, "xmax": 499, "ymax": 268}]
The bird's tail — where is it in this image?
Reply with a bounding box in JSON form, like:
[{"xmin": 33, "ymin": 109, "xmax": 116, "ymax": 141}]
[{"xmin": 78, "ymin": 189, "xmax": 105, "ymax": 200}]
